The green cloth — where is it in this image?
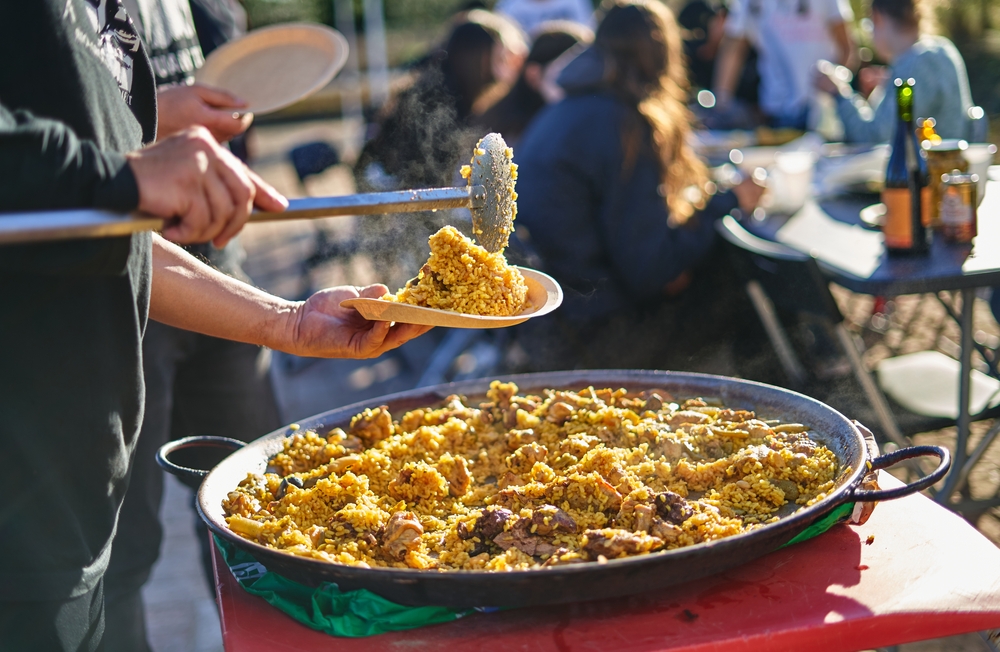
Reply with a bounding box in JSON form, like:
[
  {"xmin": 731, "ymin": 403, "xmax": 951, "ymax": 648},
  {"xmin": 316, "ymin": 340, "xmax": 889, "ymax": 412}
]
[{"xmin": 215, "ymin": 503, "xmax": 856, "ymax": 637}]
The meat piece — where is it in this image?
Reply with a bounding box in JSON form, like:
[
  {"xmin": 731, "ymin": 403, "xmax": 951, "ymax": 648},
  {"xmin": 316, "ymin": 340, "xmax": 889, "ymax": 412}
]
[
  {"xmin": 582, "ymin": 528, "xmax": 664, "ymax": 559},
  {"xmin": 437, "ymin": 455, "xmax": 471, "ymax": 497},
  {"xmin": 650, "ymin": 519, "xmax": 682, "ymax": 542},
  {"xmin": 633, "ymin": 503, "xmax": 654, "ymax": 532},
  {"xmin": 681, "ymin": 398, "xmax": 708, "ymax": 408},
  {"xmin": 546, "ymin": 401, "xmax": 575, "ymax": 425},
  {"xmin": 664, "ymin": 410, "xmax": 711, "ymax": 428},
  {"xmin": 381, "ymin": 512, "xmax": 423, "ymax": 560},
  {"xmin": 349, "ymin": 405, "xmax": 394, "ymax": 445},
  {"xmin": 505, "ymin": 442, "xmax": 548, "ymax": 474},
  {"xmin": 331, "ymin": 455, "xmax": 361, "ymax": 474},
  {"xmin": 650, "ymin": 434, "xmax": 684, "ymax": 462},
  {"xmin": 595, "ymin": 477, "xmax": 623, "ymax": 511},
  {"xmin": 716, "ymin": 409, "xmax": 754, "ymax": 423},
  {"xmin": 529, "ymin": 505, "xmax": 578, "ymax": 535},
  {"xmin": 653, "ymin": 491, "xmax": 693, "ymax": 524},
  {"xmin": 472, "ymin": 506, "xmax": 514, "ymax": 541},
  {"xmin": 642, "ymin": 393, "xmax": 664, "ymax": 412},
  {"xmin": 492, "ymin": 517, "xmax": 558, "ymax": 557}
]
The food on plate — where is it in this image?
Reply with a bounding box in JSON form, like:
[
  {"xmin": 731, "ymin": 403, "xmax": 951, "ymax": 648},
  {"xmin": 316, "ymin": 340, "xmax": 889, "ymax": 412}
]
[
  {"xmin": 385, "ymin": 225, "xmax": 528, "ymax": 316},
  {"xmin": 223, "ymin": 381, "xmax": 839, "ymax": 571}
]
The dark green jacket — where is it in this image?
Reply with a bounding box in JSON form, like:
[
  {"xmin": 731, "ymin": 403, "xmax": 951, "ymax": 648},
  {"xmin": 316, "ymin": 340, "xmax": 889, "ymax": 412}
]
[{"xmin": 0, "ymin": 0, "xmax": 156, "ymax": 600}]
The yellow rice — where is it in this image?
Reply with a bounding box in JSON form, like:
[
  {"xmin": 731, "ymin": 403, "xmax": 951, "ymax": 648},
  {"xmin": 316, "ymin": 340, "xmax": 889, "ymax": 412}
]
[
  {"xmin": 386, "ymin": 225, "xmax": 528, "ymax": 316},
  {"xmin": 223, "ymin": 382, "xmax": 839, "ymax": 571}
]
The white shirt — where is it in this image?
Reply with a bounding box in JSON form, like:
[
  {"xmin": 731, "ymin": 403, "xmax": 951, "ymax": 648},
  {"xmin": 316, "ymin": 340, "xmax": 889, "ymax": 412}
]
[
  {"xmin": 495, "ymin": 0, "xmax": 595, "ymax": 36},
  {"xmin": 726, "ymin": 0, "xmax": 853, "ymax": 117}
]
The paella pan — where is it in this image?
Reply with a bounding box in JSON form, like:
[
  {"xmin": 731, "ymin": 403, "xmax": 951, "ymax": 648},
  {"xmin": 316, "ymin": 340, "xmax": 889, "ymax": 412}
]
[{"xmin": 160, "ymin": 370, "xmax": 948, "ymax": 607}]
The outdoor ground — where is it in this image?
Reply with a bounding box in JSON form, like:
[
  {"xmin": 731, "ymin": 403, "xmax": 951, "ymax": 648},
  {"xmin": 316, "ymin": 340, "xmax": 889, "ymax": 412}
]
[{"xmin": 142, "ymin": 118, "xmax": 999, "ymax": 651}]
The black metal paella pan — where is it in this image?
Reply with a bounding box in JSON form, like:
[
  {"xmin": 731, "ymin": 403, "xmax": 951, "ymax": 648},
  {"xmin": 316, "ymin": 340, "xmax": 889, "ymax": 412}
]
[{"xmin": 158, "ymin": 370, "xmax": 949, "ymax": 608}]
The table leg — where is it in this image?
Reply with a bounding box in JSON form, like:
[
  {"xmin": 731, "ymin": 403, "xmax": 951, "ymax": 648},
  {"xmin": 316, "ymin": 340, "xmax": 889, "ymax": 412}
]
[{"xmin": 936, "ymin": 287, "xmax": 975, "ymax": 503}]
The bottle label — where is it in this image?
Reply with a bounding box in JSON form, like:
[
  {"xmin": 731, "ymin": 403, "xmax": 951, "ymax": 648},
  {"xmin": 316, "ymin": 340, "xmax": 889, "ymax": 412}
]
[
  {"xmin": 882, "ymin": 188, "xmax": 913, "ymax": 248},
  {"xmin": 921, "ymin": 186, "xmax": 931, "ymax": 227}
]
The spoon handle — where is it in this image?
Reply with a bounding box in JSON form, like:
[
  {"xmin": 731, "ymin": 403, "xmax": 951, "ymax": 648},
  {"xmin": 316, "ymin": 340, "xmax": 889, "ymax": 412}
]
[{"xmin": 0, "ymin": 186, "xmax": 483, "ymax": 245}]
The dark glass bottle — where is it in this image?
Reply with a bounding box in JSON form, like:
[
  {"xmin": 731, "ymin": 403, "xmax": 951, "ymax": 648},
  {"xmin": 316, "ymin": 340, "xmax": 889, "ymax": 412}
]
[{"xmin": 882, "ymin": 78, "xmax": 930, "ymax": 255}]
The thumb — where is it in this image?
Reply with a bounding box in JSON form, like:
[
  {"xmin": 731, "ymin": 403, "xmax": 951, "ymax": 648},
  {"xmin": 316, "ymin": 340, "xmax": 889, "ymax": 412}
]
[{"xmin": 358, "ymin": 284, "xmax": 390, "ymax": 299}]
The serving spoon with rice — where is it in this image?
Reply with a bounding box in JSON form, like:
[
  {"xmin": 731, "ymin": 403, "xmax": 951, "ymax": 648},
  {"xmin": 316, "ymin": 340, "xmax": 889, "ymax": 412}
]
[{"xmin": 0, "ymin": 133, "xmax": 516, "ymax": 253}]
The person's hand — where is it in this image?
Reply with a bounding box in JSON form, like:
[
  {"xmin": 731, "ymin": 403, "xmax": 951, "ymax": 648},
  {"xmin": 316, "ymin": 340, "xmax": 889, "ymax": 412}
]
[
  {"xmin": 127, "ymin": 126, "xmax": 287, "ymax": 248},
  {"xmin": 284, "ymin": 285, "xmax": 433, "ymax": 358},
  {"xmin": 732, "ymin": 175, "xmax": 765, "ymax": 215},
  {"xmin": 156, "ymin": 84, "xmax": 253, "ymax": 143},
  {"xmin": 814, "ymin": 59, "xmax": 852, "ymax": 97},
  {"xmin": 858, "ymin": 65, "xmax": 888, "ymax": 99}
]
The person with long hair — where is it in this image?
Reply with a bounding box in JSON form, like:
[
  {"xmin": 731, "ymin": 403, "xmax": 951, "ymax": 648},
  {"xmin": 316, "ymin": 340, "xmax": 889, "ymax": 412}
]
[
  {"xmin": 477, "ymin": 21, "xmax": 593, "ymax": 145},
  {"xmin": 815, "ymin": 0, "xmax": 972, "ymax": 143},
  {"xmin": 511, "ymin": 0, "xmax": 765, "ymax": 373}
]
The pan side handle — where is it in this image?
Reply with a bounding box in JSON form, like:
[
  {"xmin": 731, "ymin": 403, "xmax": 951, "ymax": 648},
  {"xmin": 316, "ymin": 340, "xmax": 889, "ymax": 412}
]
[
  {"xmin": 156, "ymin": 435, "xmax": 247, "ymax": 489},
  {"xmin": 848, "ymin": 445, "xmax": 951, "ymax": 502}
]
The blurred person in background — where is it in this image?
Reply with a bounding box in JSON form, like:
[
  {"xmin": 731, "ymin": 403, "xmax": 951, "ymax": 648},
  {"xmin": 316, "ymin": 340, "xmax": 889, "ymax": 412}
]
[
  {"xmin": 712, "ymin": 0, "xmax": 857, "ymax": 130},
  {"xmin": 476, "ymin": 20, "xmax": 594, "ymax": 146},
  {"xmin": 106, "ymin": 2, "xmax": 281, "ymax": 650},
  {"xmin": 814, "ymin": 0, "xmax": 972, "ymax": 143},
  {"xmin": 495, "ymin": 0, "xmax": 596, "ymax": 35},
  {"xmin": 679, "ymin": 0, "xmax": 758, "ymax": 105},
  {"xmin": 511, "ymin": 0, "xmax": 765, "ymax": 374},
  {"xmin": 354, "ymin": 10, "xmax": 527, "ymax": 288}
]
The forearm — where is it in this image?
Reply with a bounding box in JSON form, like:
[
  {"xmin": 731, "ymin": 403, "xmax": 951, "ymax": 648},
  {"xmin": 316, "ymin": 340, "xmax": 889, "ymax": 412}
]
[
  {"xmin": 712, "ymin": 37, "xmax": 748, "ymax": 103},
  {"xmin": 149, "ymin": 234, "xmax": 299, "ymax": 350}
]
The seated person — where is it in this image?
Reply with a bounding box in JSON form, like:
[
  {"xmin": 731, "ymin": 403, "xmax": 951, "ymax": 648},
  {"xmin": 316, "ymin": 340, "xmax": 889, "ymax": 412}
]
[
  {"xmin": 511, "ymin": 0, "xmax": 763, "ymax": 374},
  {"xmin": 679, "ymin": 0, "xmax": 758, "ymax": 105},
  {"xmin": 815, "ymin": 0, "xmax": 972, "ymax": 143},
  {"xmin": 713, "ymin": 0, "xmax": 856, "ymax": 130},
  {"xmin": 476, "ymin": 20, "xmax": 593, "ymax": 146}
]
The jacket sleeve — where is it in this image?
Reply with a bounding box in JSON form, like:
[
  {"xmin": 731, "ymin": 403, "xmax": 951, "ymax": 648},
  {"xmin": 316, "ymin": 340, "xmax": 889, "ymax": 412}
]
[
  {"xmin": 834, "ymin": 84, "xmax": 895, "ymax": 144},
  {"xmin": 0, "ymin": 103, "xmax": 139, "ymax": 213}
]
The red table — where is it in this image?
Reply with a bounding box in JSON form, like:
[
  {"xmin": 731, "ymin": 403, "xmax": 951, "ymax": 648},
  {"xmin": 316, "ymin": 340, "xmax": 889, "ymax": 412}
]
[{"xmin": 211, "ymin": 473, "xmax": 1000, "ymax": 651}]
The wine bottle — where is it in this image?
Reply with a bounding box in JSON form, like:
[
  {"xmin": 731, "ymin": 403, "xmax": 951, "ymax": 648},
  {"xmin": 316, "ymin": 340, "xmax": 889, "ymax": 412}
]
[{"xmin": 882, "ymin": 78, "xmax": 930, "ymax": 255}]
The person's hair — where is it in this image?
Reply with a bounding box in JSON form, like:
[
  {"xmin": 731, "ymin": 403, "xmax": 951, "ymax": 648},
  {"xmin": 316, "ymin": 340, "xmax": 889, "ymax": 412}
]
[
  {"xmin": 477, "ymin": 22, "xmax": 592, "ymax": 141},
  {"xmin": 441, "ymin": 21, "xmax": 503, "ymax": 120},
  {"xmin": 870, "ymin": 0, "xmax": 920, "ymax": 29},
  {"xmin": 595, "ymin": 0, "xmax": 708, "ymax": 224}
]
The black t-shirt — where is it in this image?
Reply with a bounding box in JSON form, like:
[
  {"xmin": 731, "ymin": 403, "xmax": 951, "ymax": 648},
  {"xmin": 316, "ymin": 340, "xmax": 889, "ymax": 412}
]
[{"xmin": 0, "ymin": 0, "xmax": 156, "ymax": 600}]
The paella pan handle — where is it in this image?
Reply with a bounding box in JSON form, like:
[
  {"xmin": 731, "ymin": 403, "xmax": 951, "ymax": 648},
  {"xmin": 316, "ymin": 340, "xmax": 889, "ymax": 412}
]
[
  {"xmin": 156, "ymin": 435, "xmax": 247, "ymax": 490},
  {"xmin": 847, "ymin": 445, "xmax": 951, "ymax": 502}
]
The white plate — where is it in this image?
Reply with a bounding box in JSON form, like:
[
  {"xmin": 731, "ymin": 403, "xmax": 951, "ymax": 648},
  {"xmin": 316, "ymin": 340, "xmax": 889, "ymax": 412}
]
[
  {"xmin": 340, "ymin": 267, "xmax": 563, "ymax": 329},
  {"xmin": 195, "ymin": 23, "xmax": 348, "ymax": 115}
]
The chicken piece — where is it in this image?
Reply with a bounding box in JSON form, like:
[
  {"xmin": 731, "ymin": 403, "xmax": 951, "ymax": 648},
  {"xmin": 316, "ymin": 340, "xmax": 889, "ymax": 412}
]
[
  {"xmin": 381, "ymin": 512, "xmax": 423, "ymax": 560},
  {"xmin": 664, "ymin": 410, "xmax": 712, "ymax": 428},
  {"xmin": 529, "ymin": 505, "xmax": 578, "ymax": 535},
  {"xmin": 487, "ymin": 380, "xmax": 518, "ymax": 409},
  {"xmin": 506, "ymin": 442, "xmax": 548, "ymax": 474},
  {"xmin": 649, "ymin": 519, "xmax": 682, "ymax": 542},
  {"xmin": 546, "ymin": 401, "xmax": 575, "ymax": 425},
  {"xmin": 349, "ymin": 405, "xmax": 394, "ymax": 446},
  {"xmin": 653, "ymin": 491, "xmax": 693, "ymax": 524},
  {"xmin": 447, "ymin": 457, "xmax": 471, "ymax": 497},
  {"xmin": 582, "ymin": 528, "xmax": 664, "ymax": 559},
  {"xmin": 715, "ymin": 409, "xmax": 754, "ymax": 423},
  {"xmin": 595, "ymin": 477, "xmax": 623, "ymax": 511},
  {"xmin": 633, "ymin": 503, "xmax": 654, "ymax": 532}
]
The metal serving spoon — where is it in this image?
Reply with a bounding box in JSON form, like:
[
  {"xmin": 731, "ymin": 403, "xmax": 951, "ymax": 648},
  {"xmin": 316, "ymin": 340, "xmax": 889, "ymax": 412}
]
[{"xmin": 0, "ymin": 132, "xmax": 516, "ymax": 253}]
